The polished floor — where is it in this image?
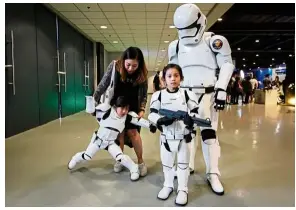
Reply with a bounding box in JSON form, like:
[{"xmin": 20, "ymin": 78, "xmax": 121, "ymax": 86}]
[{"xmin": 5, "ymin": 98, "xmax": 295, "ymax": 207}]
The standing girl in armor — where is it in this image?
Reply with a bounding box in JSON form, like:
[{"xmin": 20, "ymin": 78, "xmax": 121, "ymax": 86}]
[{"xmin": 148, "ymin": 64, "xmax": 200, "ymax": 206}]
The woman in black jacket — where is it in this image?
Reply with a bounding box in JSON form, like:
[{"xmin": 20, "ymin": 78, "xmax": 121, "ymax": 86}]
[{"xmin": 93, "ymin": 47, "xmax": 149, "ymax": 177}]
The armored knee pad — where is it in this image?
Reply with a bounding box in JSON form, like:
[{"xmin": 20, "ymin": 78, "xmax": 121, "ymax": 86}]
[{"xmin": 201, "ymin": 129, "xmax": 217, "ymax": 145}]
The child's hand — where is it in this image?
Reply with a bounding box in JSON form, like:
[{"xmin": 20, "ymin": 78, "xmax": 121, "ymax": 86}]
[{"xmin": 137, "ymin": 110, "xmax": 145, "ymax": 118}]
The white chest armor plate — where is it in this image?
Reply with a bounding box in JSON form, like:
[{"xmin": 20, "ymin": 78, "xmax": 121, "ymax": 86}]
[
  {"xmin": 97, "ymin": 108, "xmax": 126, "ymax": 141},
  {"xmin": 160, "ymin": 89, "xmax": 189, "ymax": 140},
  {"xmin": 178, "ymin": 33, "xmax": 218, "ymax": 87}
]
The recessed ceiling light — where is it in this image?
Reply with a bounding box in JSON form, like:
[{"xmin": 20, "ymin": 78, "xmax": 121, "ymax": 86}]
[
  {"xmin": 169, "ymin": 25, "xmax": 175, "ymax": 28},
  {"xmin": 272, "ymin": 58, "xmax": 275, "ymax": 60},
  {"xmin": 218, "ymin": 18, "xmax": 222, "ymax": 21},
  {"xmin": 164, "ymin": 41, "xmax": 170, "ymax": 43},
  {"xmin": 113, "ymin": 41, "xmax": 118, "ymax": 44},
  {"xmin": 256, "ymin": 54, "xmax": 259, "ymax": 57},
  {"xmin": 100, "ymin": 26, "xmax": 107, "ymax": 29},
  {"xmin": 242, "ymin": 58, "xmax": 245, "ymax": 60},
  {"xmin": 278, "ymin": 47, "xmax": 281, "ymax": 50},
  {"xmin": 243, "ymin": 64, "xmax": 246, "ymax": 67},
  {"xmin": 237, "ymin": 48, "xmax": 241, "ymax": 50},
  {"xmin": 253, "ymin": 62, "xmax": 256, "ymax": 64},
  {"xmin": 270, "ymin": 64, "xmax": 272, "ymax": 67},
  {"xmin": 255, "ymin": 39, "xmax": 259, "ymax": 43},
  {"xmin": 289, "ymin": 54, "xmax": 293, "ymax": 57}
]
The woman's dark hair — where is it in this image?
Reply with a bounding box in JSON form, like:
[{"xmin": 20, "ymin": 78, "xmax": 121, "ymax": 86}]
[
  {"xmin": 116, "ymin": 47, "xmax": 148, "ymax": 85},
  {"xmin": 110, "ymin": 96, "xmax": 129, "ymax": 108},
  {"xmin": 161, "ymin": 63, "xmax": 184, "ymax": 81}
]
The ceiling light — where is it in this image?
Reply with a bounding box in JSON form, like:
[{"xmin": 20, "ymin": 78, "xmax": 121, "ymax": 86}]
[
  {"xmin": 270, "ymin": 64, "xmax": 272, "ymax": 67},
  {"xmin": 272, "ymin": 58, "xmax": 275, "ymax": 60},
  {"xmin": 242, "ymin": 58, "xmax": 245, "ymax": 60},
  {"xmin": 243, "ymin": 64, "xmax": 246, "ymax": 67},
  {"xmin": 237, "ymin": 48, "xmax": 241, "ymax": 50},
  {"xmin": 218, "ymin": 18, "xmax": 222, "ymax": 21},
  {"xmin": 278, "ymin": 47, "xmax": 281, "ymax": 50},
  {"xmin": 289, "ymin": 54, "xmax": 292, "ymax": 57},
  {"xmin": 283, "ymin": 62, "xmax": 285, "ymax": 64},
  {"xmin": 164, "ymin": 41, "xmax": 169, "ymax": 43},
  {"xmin": 113, "ymin": 41, "xmax": 118, "ymax": 44},
  {"xmin": 256, "ymin": 54, "xmax": 259, "ymax": 57},
  {"xmin": 253, "ymin": 62, "xmax": 256, "ymax": 64},
  {"xmin": 169, "ymin": 25, "xmax": 175, "ymax": 28},
  {"xmin": 255, "ymin": 39, "xmax": 259, "ymax": 43},
  {"xmin": 100, "ymin": 25, "xmax": 107, "ymax": 29}
]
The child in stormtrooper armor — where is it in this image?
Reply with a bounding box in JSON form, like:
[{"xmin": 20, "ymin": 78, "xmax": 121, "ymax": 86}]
[
  {"xmin": 68, "ymin": 96, "xmax": 156, "ymax": 181},
  {"xmin": 148, "ymin": 64, "xmax": 200, "ymax": 206}
]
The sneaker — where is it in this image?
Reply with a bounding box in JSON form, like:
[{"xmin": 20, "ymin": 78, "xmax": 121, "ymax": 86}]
[
  {"xmin": 157, "ymin": 187, "xmax": 173, "ymax": 200},
  {"xmin": 138, "ymin": 162, "xmax": 147, "ymax": 177},
  {"xmin": 114, "ymin": 161, "xmax": 123, "ymax": 173},
  {"xmin": 130, "ymin": 165, "xmax": 140, "ymax": 181},
  {"xmin": 130, "ymin": 172, "xmax": 140, "ymax": 181},
  {"xmin": 175, "ymin": 190, "xmax": 188, "ymax": 206}
]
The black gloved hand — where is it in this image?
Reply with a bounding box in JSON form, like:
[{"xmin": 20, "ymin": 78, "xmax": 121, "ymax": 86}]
[
  {"xmin": 214, "ymin": 88, "xmax": 226, "ymax": 111},
  {"xmin": 183, "ymin": 113, "xmax": 194, "ymax": 128},
  {"xmin": 149, "ymin": 124, "xmax": 157, "ymax": 133},
  {"xmin": 157, "ymin": 116, "xmax": 175, "ymax": 126}
]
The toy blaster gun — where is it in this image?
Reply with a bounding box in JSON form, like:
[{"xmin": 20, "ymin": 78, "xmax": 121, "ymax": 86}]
[{"xmin": 159, "ymin": 109, "xmax": 212, "ymax": 127}]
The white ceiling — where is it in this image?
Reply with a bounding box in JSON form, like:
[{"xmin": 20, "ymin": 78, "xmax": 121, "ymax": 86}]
[{"xmin": 47, "ymin": 3, "xmax": 228, "ymax": 71}]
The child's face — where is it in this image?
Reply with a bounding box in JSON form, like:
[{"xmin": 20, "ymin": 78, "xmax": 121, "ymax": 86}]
[
  {"xmin": 116, "ymin": 106, "xmax": 129, "ymax": 117},
  {"xmin": 165, "ymin": 68, "xmax": 181, "ymax": 90}
]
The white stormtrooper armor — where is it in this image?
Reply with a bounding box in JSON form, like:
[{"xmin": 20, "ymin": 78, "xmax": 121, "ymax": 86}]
[
  {"xmin": 148, "ymin": 88, "xmax": 199, "ymax": 206},
  {"xmin": 168, "ymin": 3, "xmax": 235, "ymax": 195},
  {"xmin": 68, "ymin": 103, "xmax": 153, "ymax": 181}
]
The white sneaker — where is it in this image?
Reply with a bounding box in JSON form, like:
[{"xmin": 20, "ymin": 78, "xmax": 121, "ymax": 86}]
[
  {"xmin": 130, "ymin": 165, "xmax": 140, "ymax": 181},
  {"xmin": 175, "ymin": 190, "xmax": 188, "ymax": 206},
  {"xmin": 114, "ymin": 161, "xmax": 124, "ymax": 173},
  {"xmin": 157, "ymin": 187, "xmax": 173, "ymax": 200},
  {"xmin": 138, "ymin": 162, "xmax": 147, "ymax": 177},
  {"xmin": 68, "ymin": 152, "xmax": 85, "ymax": 170},
  {"xmin": 207, "ymin": 174, "xmax": 224, "ymax": 195},
  {"xmin": 68, "ymin": 159, "xmax": 77, "ymax": 170},
  {"xmin": 130, "ymin": 172, "xmax": 140, "ymax": 181}
]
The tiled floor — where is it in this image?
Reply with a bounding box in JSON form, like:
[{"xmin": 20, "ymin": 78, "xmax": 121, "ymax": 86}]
[{"xmin": 5, "ymin": 99, "xmax": 295, "ymax": 207}]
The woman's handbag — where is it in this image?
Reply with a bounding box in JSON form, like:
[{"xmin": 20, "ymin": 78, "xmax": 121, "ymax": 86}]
[{"xmin": 100, "ymin": 61, "xmax": 116, "ymax": 104}]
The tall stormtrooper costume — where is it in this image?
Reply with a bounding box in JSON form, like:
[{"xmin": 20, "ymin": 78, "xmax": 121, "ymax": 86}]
[
  {"xmin": 168, "ymin": 4, "xmax": 235, "ymax": 195},
  {"xmin": 148, "ymin": 88, "xmax": 199, "ymax": 206},
  {"xmin": 68, "ymin": 102, "xmax": 155, "ymax": 181}
]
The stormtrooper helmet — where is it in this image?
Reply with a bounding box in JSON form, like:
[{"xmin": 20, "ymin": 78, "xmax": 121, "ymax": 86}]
[{"xmin": 174, "ymin": 4, "xmax": 207, "ymax": 45}]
